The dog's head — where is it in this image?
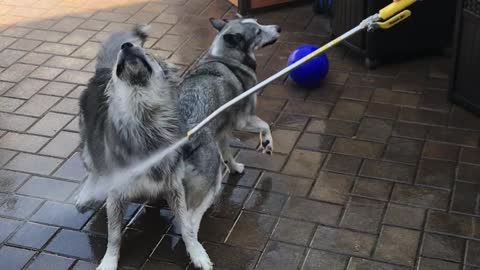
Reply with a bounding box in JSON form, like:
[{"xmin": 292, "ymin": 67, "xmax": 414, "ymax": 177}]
[{"xmin": 208, "ymin": 17, "xmax": 281, "ymax": 68}]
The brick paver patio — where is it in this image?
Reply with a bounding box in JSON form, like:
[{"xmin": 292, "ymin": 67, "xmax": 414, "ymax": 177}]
[{"xmin": 0, "ymin": 0, "xmax": 479, "ymax": 269}]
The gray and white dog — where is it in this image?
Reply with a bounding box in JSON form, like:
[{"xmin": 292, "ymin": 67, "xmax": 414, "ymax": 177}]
[
  {"xmin": 180, "ymin": 17, "xmax": 281, "ymax": 175},
  {"xmin": 77, "ymin": 26, "xmax": 221, "ymax": 270},
  {"xmin": 77, "ymin": 16, "xmax": 280, "ymax": 270}
]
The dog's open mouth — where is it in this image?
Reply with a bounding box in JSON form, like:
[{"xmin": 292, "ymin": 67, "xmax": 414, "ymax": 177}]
[
  {"xmin": 262, "ymin": 38, "xmax": 278, "ymax": 48},
  {"xmin": 116, "ymin": 46, "xmax": 152, "ymax": 77}
]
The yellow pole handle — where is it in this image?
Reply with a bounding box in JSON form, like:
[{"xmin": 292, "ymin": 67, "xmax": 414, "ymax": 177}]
[
  {"xmin": 379, "ymin": 0, "xmax": 416, "ymax": 20},
  {"xmin": 376, "ymin": 10, "xmax": 411, "ymax": 29}
]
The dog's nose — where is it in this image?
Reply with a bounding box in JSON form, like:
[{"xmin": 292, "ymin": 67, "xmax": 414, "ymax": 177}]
[
  {"xmin": 276, "ymin": 26, "xmax": 282, "ymax": 33},
  {"xmin": 121, "ymin": 42, "xmax": 133, "ymax": 50}
]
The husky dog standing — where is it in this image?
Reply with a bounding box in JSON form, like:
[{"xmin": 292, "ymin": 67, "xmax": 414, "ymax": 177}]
[
  {"xmin": 77, "ymin": 26, "xmax": 221, "ymax": 270},
  {"xmin": 179, "ymin": 18, "xmax": 281, "ymax": 175}
]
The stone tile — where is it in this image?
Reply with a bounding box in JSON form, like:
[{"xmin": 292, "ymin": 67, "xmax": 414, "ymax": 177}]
[
  {"xmin": 9, "ymin": 39, "xmax": 42, "ymax": 51},
  {"xmin": 256, "ymin": 241, "xmax": 305, "ymax": 270},
  {"xmin": 284, "ymin": 100, "xmax": 331, "ymax": 118},
  {"xmin": 365, "ymin": 103, "xmax": 399, "ymax": 119},
  {"xmin": 311, "ymin": 225, "xmax": 376, "ymax": 256},
  {"xmin": 0, "ymin": 63, "xmax": 37, "ymax": 82},
  {"xmin": 0, "ymin": 112, "xmax": 36, "ymax": 132},
  {"xmin": 392, "ymin": 184, "xmax": 450, "ymax": 209},
  {"xmin": 203, "ymin": 242, "xmax": 260, "ymax": 270},
  {"xmin": 0, "ymin": 246, "xmax": 35, "ymax": 270},
  {"xmin": 256, "ymin": 96, "xmax": 286, "ymax": 112},
  {"xmin": 0, "ymin": 217, "xmax": 22, "ymax": 243},
  {"xmin": 341, "ymin": 197, "xmax": 385, "ymax": 233},
  {"xmin": 45, "ymin": 56, "xmax": 89, "ymax": 70},
  {"xmin": 0, "ymin": 170, "xmax": 29, "ymax": 192},
  {"xmin": 458, "ymin": 164, "xmax": 480, "ymax": 184},
  {"xmin": 0, "ymin": 194, "xmax": 43, "ymax": 219},
  {"xmin": 198, "ymin": 215, "xmax": 233, "ymax": 243},
  {"xmin": 244, "ymin": 190, "xmax": 287, "ymax": 215},
  {"xmin": 420, "ymin": 89, "xmax": 451, "ymax": 111},
  {"xmin": 271, "ymin": 129, "xmax": 300, "ymax": 154},
  {"xmin": 310, "ymin": 171, "xmax": 354, "ymax": 204},
  {"xmin": 427, "ymin": 127, "xmax": 479, "ymax": 147},
  {"xmin": 211, "ymin": 185, "xmax": 250, "ymax": 219},
  {"xmin": 384, "ymin": 204, "xmax": 425, "ymax": 230},
  {"xmin": 330, "ymin": 100, "xmax": 367, "ymax": 122},
  {"xmin": 25, "ymin": 30, "xmax": 66, "ymax": 42},
  {"xmin": 422, "ymin": 233, "xmax": 465, "ymax": 262},
  {"xmin": 426, "ymin": 210, "xmax": 473, "ymax": 236},
  {"xmin": 53, "ymin": 152, "xmax": 87, "ymax": 181},
  {"xmin": 360, "ymin": 160, "xmax": 416, "ymax": 183},
  {"xmin": 17, "ymin": 176, "xmax": 77, "ymax": 201},
  {"xmin": 399, "ymin": 108, "xmax": 448, "ymax": 126},
  {"xmin": 223, "ymin": 168, "xmax": 260, "ymax": 188},
  {"xmin": 64, "ymin": 116, "xmax": 80, "ymax": 132},
  {"xmin": 18, "ymin": 52, "xmax": 51, "ymax": 65},
  {"xmin": 50, "ymin": 18, "xmax": 85, "ymax": 32},
  {"xmin": 31, "ymin": 201, "xmax": 94, "ymax": 229},
  {"xmin": 28, "ymin": 112, "xmax": 73, "ymax": 136},
  {"xmin": 16, "ymin": 94, "xmax": 60, "ymax": 116},
  {"xmin": 68, "ymin": 86, "xmax": 85, "ymax": 98},
  {"xmin": 61, "ymin": 29, "xmax": 96, "ymax": 45},
  {"xmin": 56, "ymin": 70, "xmax": 91, "ymax": 85},
  {"xmin": 226, "ymin": 211, "xmax": 276, "ymax": 250},
  {"xmin": 418, "ymin": 257, "xmax": 461, "ymax": 270},
  {"xmin": 40, "ymin": 82, "xmax": 76, "ymax": 96},
  {"xmin": 118, "ymin": 228, "xmax": 164, "ymax": 269},
  {"xmin": 282, "ymin": 197, "xmax": 342, "ymax": 225},
  {"xmin": 0, "ymin": 149, "xmax": 16, "ymax": 166},
  {"xmin": 333, "ymin": 138, "xmax": 384, "ymax": 159},
  {"xmin": 35, "ymin": 42, "xmax": 77, "ymax": 55},
  {"xmin": 26, "ymin": 253, "xmax": 74, "ymax": 270},
  {"xmin": 307, "ymin": 119, "xmax": 358, "ymax": 137},
  {"xmin": 8, "ymin": 222, "xmax": 57, "ymax": 249},
  {"xmin": 256, "ymin": 172, "xmax": 313, "ymax": 196},
  {"xmin": 276, "ymin": 114, "xmax": 309, "ymax": 130},
  {"xmin": 0, "ymin": 81, "xmax": 15, "ymax": 95},
  {"xmin": 353, "ymin": 178, "xmax": 393, "ymax": 201},
  {"xmin": 142, "ymin": 260, "xmax": 183, "ymax": 270},
  {"xmin": 303, "ymin": 249, "xmax": 349, "ymax": 270},
  {"xmin": 467, "ymin": 240, "xmax": 480, "ymax": 266},
  {"xmin": 2, "ymin": 27, "xmax": 31, "ymax": 38},
  {"xmin": 271, "ymin": 218, "xmax": 315, "ymax": 245},
  {"xmin": 423, "ymin": 141, "xmax": 459, "ymax": 161},
  {"xmin": 372, "ymin": 88, "xmax": 419, "ymax": 107},
  {"xmin": 384, "ymin": 137, "xmax": 423, "ymax": 164},
  {"xmin": 451, "ymin": 182, "xmax": 478, "ymax": 215},
  {"xmin": 346, "ymin": 74, "xmax": 393, "ymax": 88},
  {"xmin": 6, "ymin": 153, "xmax": 63, "ymax": 175},
  {"xmin": 323, "ymin": 153, "xmax": 362, "ymax": 175},
  {"xmin": 0, "ymin": 49, "xmax": 26, "ymax": 67},
  {"xmin": 0, "ymin": 132, "xmax": 49, "ymax": 152},
  {"xmin": 0, "ymin": 97, "xmax": 24, "ymax": 112},
  {"xmin": 449, "ymin": 106, "xmax": 480, "ymax": 132},
  {"xmin": 5, "ymin": 78, "xmax": 47, "ymax": 99},
  {"xmin": 45, "ymin": 229, "xmax": 106, "ymax": 261},
  {"xmin": 39, "ymin": 131, "xmax": 80, "ymax": 158},
  {"xmin": 341, "ymin": 86, "xmax": 373, "ymax": 102},
  {"xmin": 461, "ymin": 148, "xmax": 480, "ymax": 164},
  {"xmin": 78, "ymin": 19, "xmax": 108, "ymax": 31},
  {"xmin": 71, "ymin": 42, "xmax": 101, "ymax": 59},
  {"xmin": 283, "ymin": 149, "xmax": 325, "ymax": 178},
  {"xmin": 29, "ymin": 66, "xmax": 63, "ymax": 80},
  {"xmin": 296, "ymin": 133, "xmax": 335, "ymax": 152},
  {"xmin": 393, "ymin": 122, "xmax": 428, "ymax": 139},
  {"xmin": 51, "ymin": 98, "xmax": 80, "ymax": 114},
  {"xmin": 236, "ymin": 150, "xmax": 286, "ymax": 171},
  {"xmin": 357, "ymin": 117, "xmax": 394, "ymax": 142},
  {"xmin": 374, "ymin": 226, "xmax": 421, "ymax": 266},
  {"xmin": 417, "ymin": 159, "xmax": 456, "ymax": 189},
  {"xmin": 347, "ymin": 257, "xmax": 410, "ymax": 270}
]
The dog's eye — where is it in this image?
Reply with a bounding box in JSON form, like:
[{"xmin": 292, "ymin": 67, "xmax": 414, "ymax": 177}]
[{"xmin": 256, "ymin": 29, "xmax": 261, "ymax": 35}]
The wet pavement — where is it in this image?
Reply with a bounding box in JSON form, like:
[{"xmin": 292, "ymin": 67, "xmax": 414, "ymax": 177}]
[{"xmin": 0, "ymin": 0, "xmax": 479, "ymax": 269}]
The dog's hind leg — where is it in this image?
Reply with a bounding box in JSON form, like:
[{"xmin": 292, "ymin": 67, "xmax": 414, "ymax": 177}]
[
  {"xmin": 240, "ymin": 115, "xmax": 273, "ymax": 155},
  {"xmin": 97, "ymin": 193, "xmax": 125, "ymax": 270},
  {"xmin": 219, "ymin": 132, "xmax": 244, "ymax": 174}
]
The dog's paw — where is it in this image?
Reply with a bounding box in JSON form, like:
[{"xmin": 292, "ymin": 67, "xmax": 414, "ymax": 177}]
[
  {"xmin": 257, "ymin": 134, "xmax": 273, "ymax": 155},
  {"xmin": 189, "ymin": 246, "xmax": 213, "ymax": 270},
  {"xmin": 96, "ymin": 254, "xmax": 118, "ymax": 270},
  {"xmin": 229, "ymin": 162, "xmax": 245, "ymax": 174}
]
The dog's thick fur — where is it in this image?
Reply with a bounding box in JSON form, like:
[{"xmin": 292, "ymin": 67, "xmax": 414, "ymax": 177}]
[{"xmin": 77, "ymin": 18, "xmax": 280, "ymax": 270}]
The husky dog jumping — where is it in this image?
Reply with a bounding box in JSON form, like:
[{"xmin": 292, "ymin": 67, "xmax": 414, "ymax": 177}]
[
  {"xmin": 180, "ymin": 18, "xmax": 281, "ymax": 175},
  {"xmin": 77, "ymin": 16, "xmax": 280, "ymax": 270}
]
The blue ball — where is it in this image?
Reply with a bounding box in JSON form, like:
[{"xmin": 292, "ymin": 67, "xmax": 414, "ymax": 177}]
[{"xmin": 287, "ymin": 45, "xmax": 329, "ymax": 88}]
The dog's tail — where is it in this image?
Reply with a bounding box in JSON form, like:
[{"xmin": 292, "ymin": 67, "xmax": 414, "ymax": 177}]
[{"xmin": 134, "ymin": 25, "xmax": 150, "ymax": 44}]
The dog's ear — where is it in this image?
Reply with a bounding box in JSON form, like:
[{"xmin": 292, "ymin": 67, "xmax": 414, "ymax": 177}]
[
  {"xmin": 209, "ymin": 18, "xmax": 228, "ymax": 31},
  {"xmin": 223, "ymin": 33, "xmax": 244, "ymax": 48}
]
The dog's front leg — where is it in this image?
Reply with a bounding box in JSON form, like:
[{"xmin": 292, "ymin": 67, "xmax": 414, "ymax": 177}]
[
  {"xmin": 97, "ymin": 193, "xmax": 124, "ymax": 270},
  {"xmin": 219, "ymin": 133, "xmax": 244, "ymax": 174},
  {"xmin": 241, "ymin": 115, "xmax": 273, "ymax": 155}
]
